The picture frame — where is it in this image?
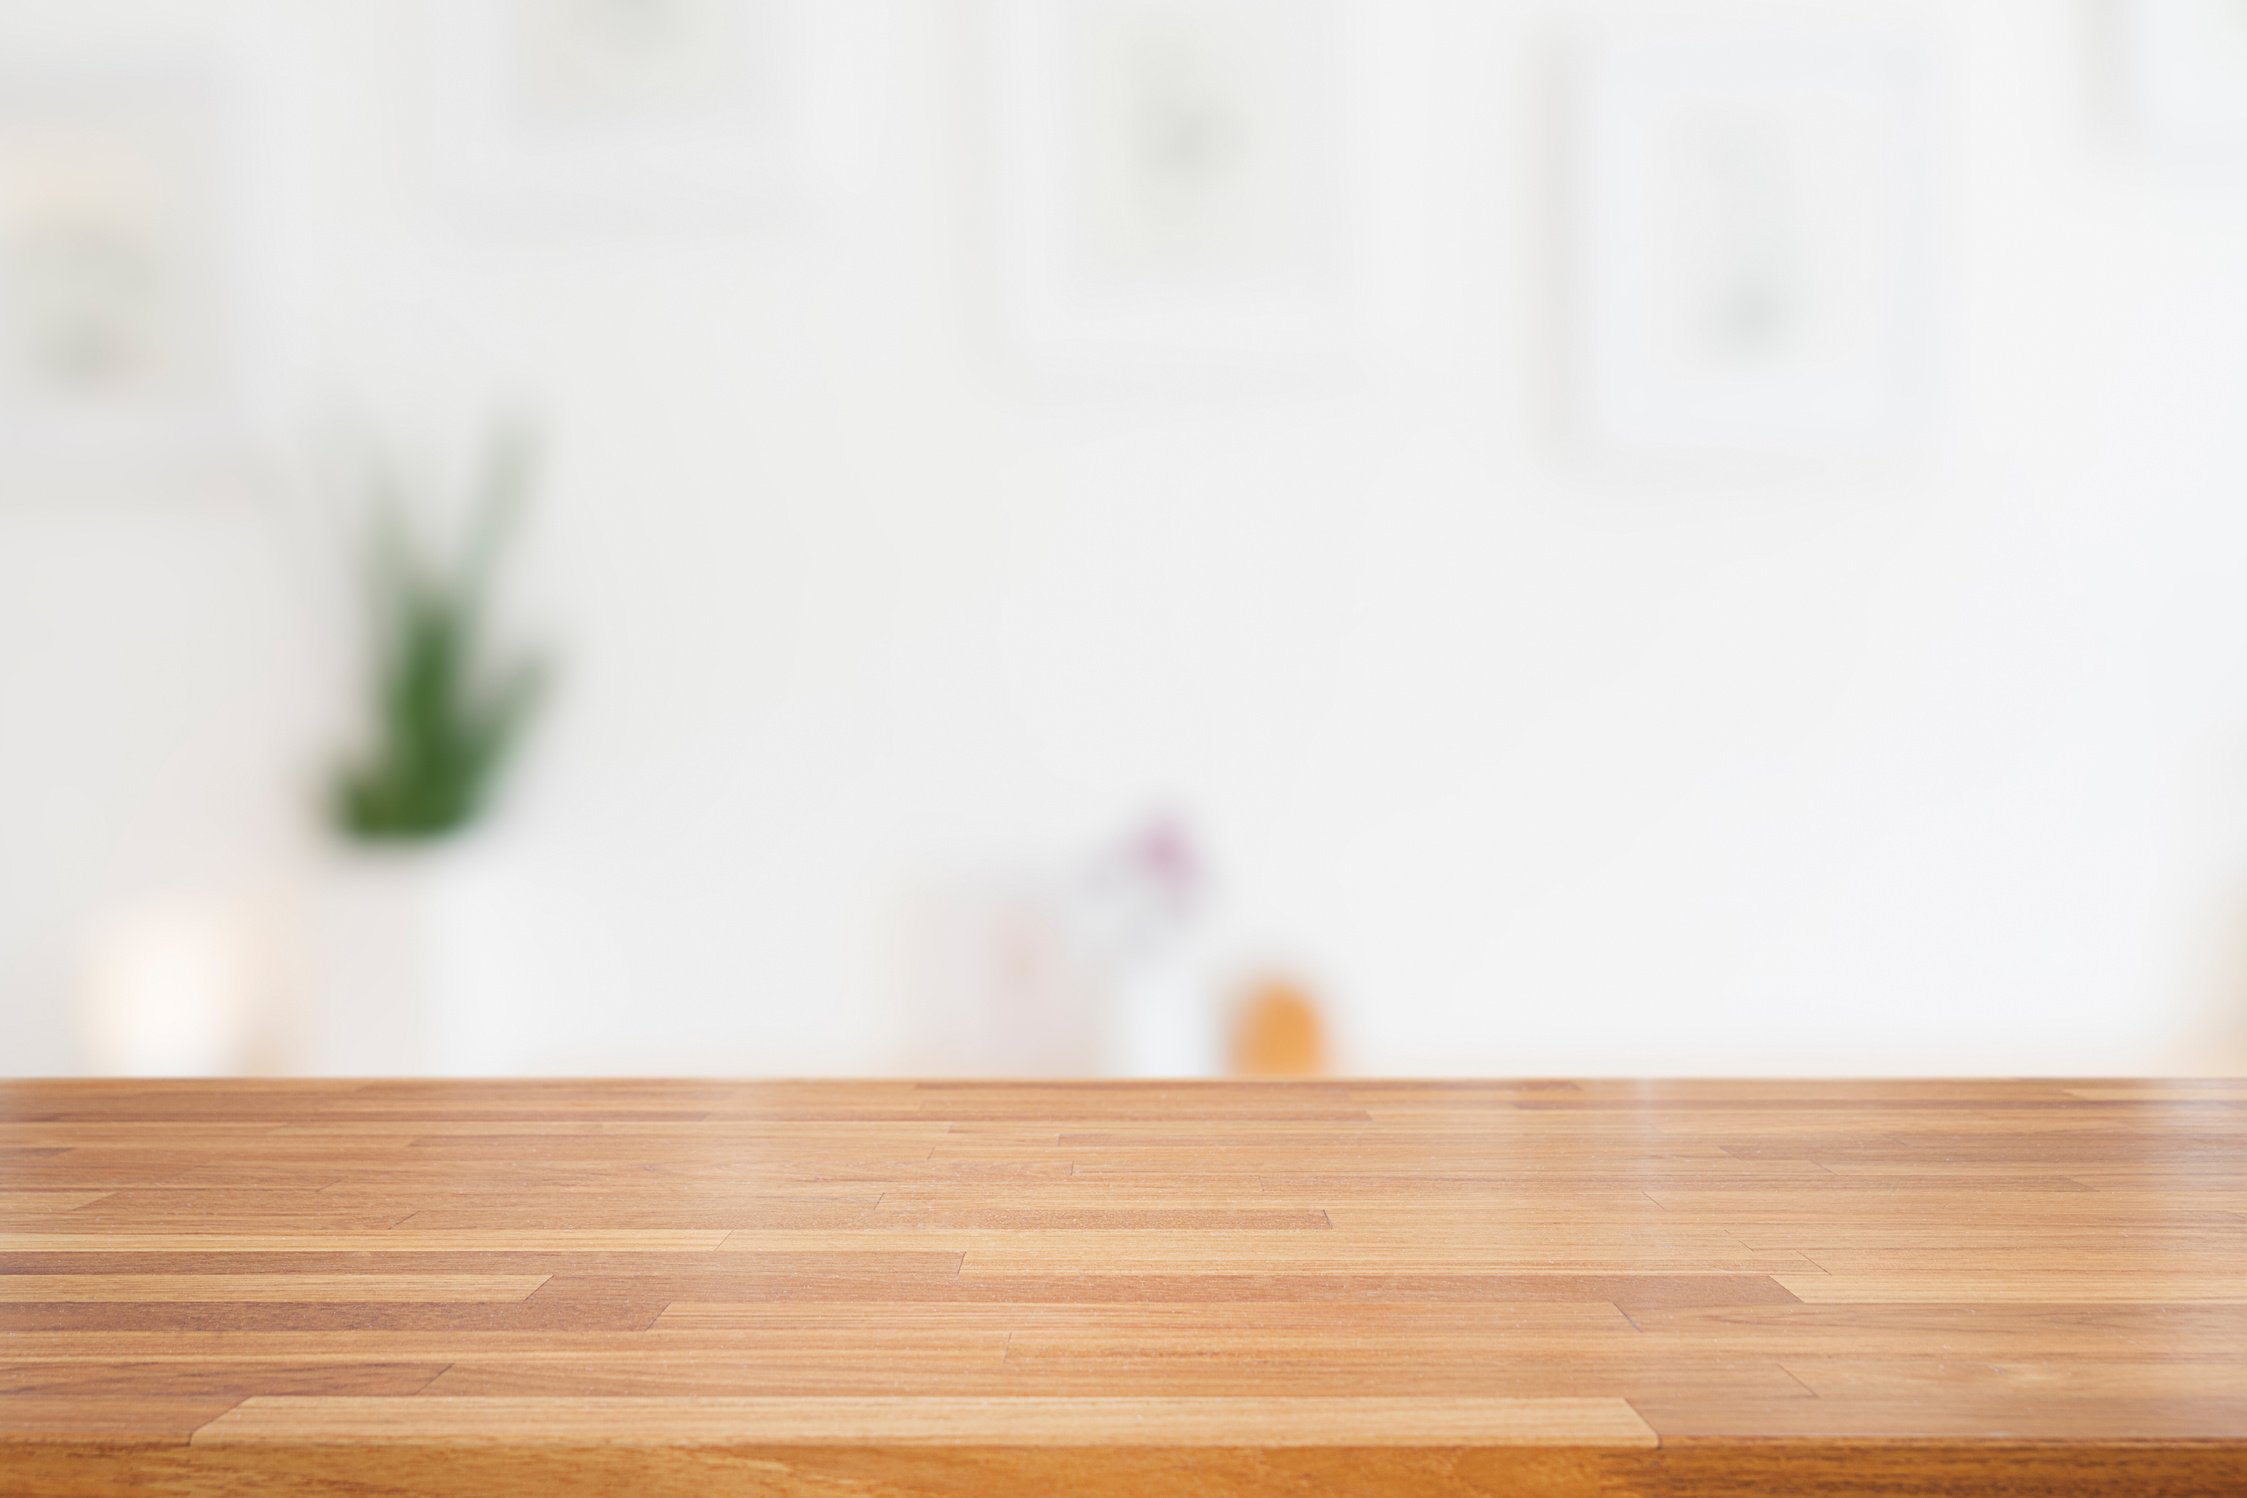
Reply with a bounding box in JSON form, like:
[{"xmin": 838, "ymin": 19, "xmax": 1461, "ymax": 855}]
[
  {"xmin": 988, "ymin": 0, "xmax": 1398, "ymax": 375},
  {"xmin": 0, "ymin": 65, "xmax": 237, "ymax": 472},
  {"xmin": 429, "ymin": 0, "xmax": 809, "ymax": 224},
  {"xmin": 1569, "ymin": 27, "xmax": 1941, "ymax": 457}
]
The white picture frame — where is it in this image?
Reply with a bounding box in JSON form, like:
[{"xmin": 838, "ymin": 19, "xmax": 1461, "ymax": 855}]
[
  {"xmin": 430, "ymin": 0, "xmax": 808, "ymax": 224},
  {"xmin": 989, "ymin": 0, "xmax": 1393, "ymax": 375},
  {"xmin": 0, "ymin": 66, "xmax": 237, "ymax": 472},
  {"xmin": 1569, "ymin": 28, "xmax": 1941, "ymax": 457}
]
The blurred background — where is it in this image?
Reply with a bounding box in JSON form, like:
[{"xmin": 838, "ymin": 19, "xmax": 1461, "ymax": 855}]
[{"xmin": 5, "ymin": 0, "xmax": 2247, "ymax": 1079}]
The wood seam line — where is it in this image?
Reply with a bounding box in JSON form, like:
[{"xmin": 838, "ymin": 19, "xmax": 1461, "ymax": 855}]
[
  {"xmin": 186, "ymin": 1396, "xmax": 253, "ymax": 1447},
  {"xmin": 1622, "ymin": 1396, "xmax": 1664, "ymax": 1449},
  {"xmin": 1777, "ymin": 1364, "xmax": 1820, "ymax": 1398}
]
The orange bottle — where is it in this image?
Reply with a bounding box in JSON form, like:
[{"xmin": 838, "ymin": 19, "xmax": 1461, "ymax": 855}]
[{"xmin": 1229, "ymin": 976, "xmax": 1326, "ymax": 1077}]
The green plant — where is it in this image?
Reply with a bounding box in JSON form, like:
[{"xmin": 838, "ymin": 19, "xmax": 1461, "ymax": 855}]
[{"xmin": 330, "ymin": 428, "xmax": 550, "ymax": 842}]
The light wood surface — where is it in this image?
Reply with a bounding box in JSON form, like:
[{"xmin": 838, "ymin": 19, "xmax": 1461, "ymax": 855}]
[{"xmin": 2, "ymin": 1078, "xmax": 2244, "ymax": 1495}]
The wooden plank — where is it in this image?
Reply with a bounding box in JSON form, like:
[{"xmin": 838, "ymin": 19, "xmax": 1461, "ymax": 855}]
[
  {"xmin": 1774, "ymin": 1271, "xmax": 2247, "ymax": 1304},
  {"xmin": 0, "ymin": 1231, "xmax": 733, "ymax": 1253},
  {"xmin": 0, "ymin": 1275, "xmax": 549, "ymax": 1303},
  {"xmin": 190, "ymin": 1393, "xmax": 1659, "ymax": 1447},
  {"xmin": 0, "ymin": 1077, "xmax": 2242, "ymax": 1496}
]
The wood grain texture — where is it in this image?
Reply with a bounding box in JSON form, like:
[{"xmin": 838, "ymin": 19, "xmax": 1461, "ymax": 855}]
[{"xmin": 1, "ymin": 1078, "xmax": 2243, "ymax": 1496}]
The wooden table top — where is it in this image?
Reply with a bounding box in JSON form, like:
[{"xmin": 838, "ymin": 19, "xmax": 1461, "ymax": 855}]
[{"xmin": 2, "ymin": 1078, "xmax": 2244, "ymax": 1496}]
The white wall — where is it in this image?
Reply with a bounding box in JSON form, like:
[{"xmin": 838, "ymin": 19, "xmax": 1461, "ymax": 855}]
[{"xmin": 6, "ymin": 0, "xmax": 2247, "ymax": 1076}]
